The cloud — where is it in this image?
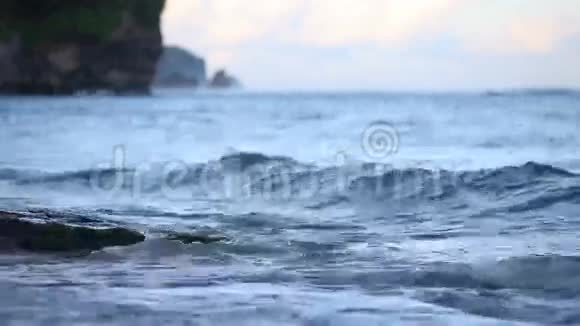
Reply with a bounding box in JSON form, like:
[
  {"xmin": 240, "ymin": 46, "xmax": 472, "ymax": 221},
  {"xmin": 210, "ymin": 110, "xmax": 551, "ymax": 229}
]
[
  {"xmin": 206, "ymin": 49, "xmax": 236, "ymax": 69},
  {"xmin": 509, "ymin": 17, "xmax": 573, "ymax": 53},
  {"xmin": 453, "ymin": 0, "xmax": 580, "ymax": 54},
  {"xmin": 297, "ymin": 0, "xmax": 457, "ymax": 47},
  {"xmin": 162, "ymin": 0, "xmax": 580, "ymax": 89},
  {"xmin": 199, "ymin": 0, "xmax": 300, "ymax": 45},
  {"xmin": 163, "ymin": 0, "xmax": 303, "ymax": 46},
  {"xmin": 164, "ymin": 0, "xmax": 580, "ymax": 55},
  {"xmin": 164, "ymin": 0, "xmax": 458, "ymax": 47}
]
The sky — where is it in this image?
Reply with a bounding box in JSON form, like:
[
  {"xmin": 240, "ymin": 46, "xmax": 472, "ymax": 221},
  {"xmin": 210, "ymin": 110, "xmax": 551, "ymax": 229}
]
[{"xmin": 162, "ymin": 0, "xmax": 580, "ymax": 91}]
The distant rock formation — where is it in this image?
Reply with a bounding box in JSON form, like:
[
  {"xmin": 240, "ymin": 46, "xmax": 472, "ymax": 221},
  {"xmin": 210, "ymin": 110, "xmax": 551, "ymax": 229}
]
[
  {"xmin": 208, "ymin": 69, "xmax": 241, "ymax": 89},
  {"xmin": 154, "ymin": 46, "xmax": 206, "ymax": 88},
  {"xmin": 0, "ymin": 0, "xmax": 166, "ymax": 95}
]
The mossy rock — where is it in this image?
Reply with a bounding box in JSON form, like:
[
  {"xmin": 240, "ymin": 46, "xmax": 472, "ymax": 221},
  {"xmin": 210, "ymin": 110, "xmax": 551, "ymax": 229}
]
[{"xmin": 0, "ymin": 211, "xmax": 145, "ymax": 252}]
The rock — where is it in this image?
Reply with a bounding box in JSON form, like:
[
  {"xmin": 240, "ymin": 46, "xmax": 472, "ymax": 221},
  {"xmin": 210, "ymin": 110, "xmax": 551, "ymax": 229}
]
[
  {"xmin": 0, "ymin": 211, "xmax": 145, "ymax": 253},
  {"xmin": 208, "ymin": 69, "xmax": 240, "ymax": 89},
  {"xmin": 155, "ymin": 72, "xmax": 201, "ymax": 88},
  {"xmin": 0, "ymin": 0, "xmax": 166, "ymax": 95},
  {"xmin": 165, "ymin": 232, "xmax": 227, "ymax": 245},
  {"xmin": 154, "ymin": 46, "xmax": 206, "ymax": 88},
  {"xmin": 219, "ymin": 152, "xmax": 298, "ymax": 171}
]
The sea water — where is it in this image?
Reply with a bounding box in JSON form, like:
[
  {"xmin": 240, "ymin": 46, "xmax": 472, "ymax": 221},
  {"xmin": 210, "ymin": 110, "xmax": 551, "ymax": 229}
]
[{"xmin": 0, "ymin": 91, "xmax": 580, "ymax": 325}]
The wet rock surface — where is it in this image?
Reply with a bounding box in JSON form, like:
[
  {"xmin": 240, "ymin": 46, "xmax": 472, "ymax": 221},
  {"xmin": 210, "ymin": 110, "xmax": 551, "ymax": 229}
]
[
  {"xmin": 0, "ymin": 210, "xmax": 228, "ymax": 254},
  {"xmin": 0, "ymin": 210, "xmax": 145, "ymax": 252},
  {"xmin": 165, "ymin": 232, "xmax": 228, "ymax": 245}
]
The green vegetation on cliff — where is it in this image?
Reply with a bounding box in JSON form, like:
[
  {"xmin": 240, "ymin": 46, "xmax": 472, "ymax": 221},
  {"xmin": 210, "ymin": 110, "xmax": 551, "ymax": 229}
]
[
  {"xmin": 0, "ymin": 0, "xmax": 165, "ymax": 45},
  {"xmin": 0, "ymin": 0, "xmax": 166, "ymax": 94},
  {"xmin": 131, "ymin": 0, "xmax": 166, "ymax": 29}
]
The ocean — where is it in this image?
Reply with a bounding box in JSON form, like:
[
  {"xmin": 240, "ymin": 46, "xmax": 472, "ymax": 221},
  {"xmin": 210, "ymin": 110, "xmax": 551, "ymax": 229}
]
[{"xmin": 1, "ymin": 91, "xmax": 580, "ymax": 325}]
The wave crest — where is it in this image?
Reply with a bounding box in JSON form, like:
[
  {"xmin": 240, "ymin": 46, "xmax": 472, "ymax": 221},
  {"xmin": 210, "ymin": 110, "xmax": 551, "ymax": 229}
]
[{"xmin": 2, "ymin": 154, "xmax": 578, "ymax": 210}]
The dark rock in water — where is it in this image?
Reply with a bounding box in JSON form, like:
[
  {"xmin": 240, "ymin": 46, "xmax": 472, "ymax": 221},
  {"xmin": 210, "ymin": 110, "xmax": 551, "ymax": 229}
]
[
  {"xmin": 0, "ymin": 211, "xmax": 145, "ymax": 253},
  {"xmin": 208, "ymin": 69, "xmax": 240, "ymax": 89},
  {"xmin": 220, "ymin": 152, "xmax": 274, "ymax": 171},
  {"xmin": 165, "ymin": 232, "xmax": 227, "ymax": 244},
  {"xmin": 219, "ymin": 152, "xmax": 298, "ymax": 171},
  {"xmin": 0, "ymin": 0, "xmax": 166, "ymax": 95},
  {"xmin": 154, "ymin": 46, "xmax": 206, "ymax": 88}
]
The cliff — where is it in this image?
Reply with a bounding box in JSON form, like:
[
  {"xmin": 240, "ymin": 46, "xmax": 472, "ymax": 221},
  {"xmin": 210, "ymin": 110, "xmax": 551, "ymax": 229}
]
[
  {"xmin": 0, "ymin": 0, "xmax": 166, "ymax": 95},
  {"xmin": 154, "ymin": 46, "xmax": 207, "ymax": 88}
]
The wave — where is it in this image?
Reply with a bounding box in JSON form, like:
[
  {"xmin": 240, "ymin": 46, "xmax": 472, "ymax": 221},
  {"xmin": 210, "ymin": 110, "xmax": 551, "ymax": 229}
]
[
  {"xmin": 12, "ymin": 167, "xmax": 136, "ymax": 188},
  {"xmin": 484, "ymin": 88, "xmax": 580, "ymax": 97},
  {"xmin": 486, "ymin": 255, "xmax": 580, "ymax": 291},
  {"xmin": 2, "ymin": 153, "xmax": 579, "ymax": 210},
  {"xmin": 0, "ymin": 168, "xmax": 44, "ymax": 181},
  {"xmin": 409, "ymin": 255, "xmax": 580, "ymax": 324},
  {"xmin": 349, "ymin": 161, "xmax": 577, "ymax": 199},
  {"xmin": 28, "ymin": 203, "xmax": 575, "ymax": 295},
  {"xmin": 506, "ymin": 186, "xmax": 580, "ymax": 212},
  {"xmin": 401, "ymin": 255, "xmax": 580, "ymax": 292},
  {"xmin": 219, "ymin": 152, "xmax": 304, "ymax": 171}
]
